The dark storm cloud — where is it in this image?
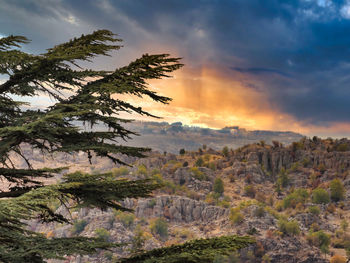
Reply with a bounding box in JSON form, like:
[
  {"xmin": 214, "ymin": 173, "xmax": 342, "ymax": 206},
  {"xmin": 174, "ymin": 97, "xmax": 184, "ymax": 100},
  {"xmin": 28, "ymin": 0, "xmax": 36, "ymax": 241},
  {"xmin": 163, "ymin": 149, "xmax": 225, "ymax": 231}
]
[
  {"xmin": 231, "ymin": 67, "xmax": 291, "ymax": 78},
  {"xmin": 1, "ymin": 0, "xmax": 350, "ymax": 126}
]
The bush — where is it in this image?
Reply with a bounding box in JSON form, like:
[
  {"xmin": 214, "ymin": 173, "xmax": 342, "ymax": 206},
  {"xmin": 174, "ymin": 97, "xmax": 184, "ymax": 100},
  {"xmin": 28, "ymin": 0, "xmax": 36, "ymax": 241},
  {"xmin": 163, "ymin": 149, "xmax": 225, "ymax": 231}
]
[
  {"xmin": 330, "ymin": 179, "xmax": 345, "ymax": 202},
  {"xmin": 312, "ymin": 188, "xmax": 330, "ymax": 204},
  {"xmin": 244, "ymin": 185, "xmax": 256, "ymax": 198},
  {"xmin": 229, "ymin": 209, "xmax": 244, "ymax": 225},
  {"xmin": 94, "ymin": 228, "xmax": 110, "ymax": 241},
  {"xmin": 208, "ymin": 162, "xmax": 216, "ymax": 171},
  {"xmin": 190, "ymin": 167, "xmax": 209, "ymax": 181},
  {"xmin": 253, "ymin": 206, "xmax": 265, "ymax": 218},
  {"xmin": 150, "ymin": 218, "xmax": 168, "ymax": 239},
  {"xmin": 308, "ymin": 206, "xmax": 320, "ymax": 215},
  {"xmin": 330, "ymin": 255, "xmax": 347, "ymax": 263},
  {"xmin": 116, "ymin": 211, "xmax": 135, "ymax": 228},
  {"xmin": 340, "ymin": 219, "xmax": 349, "ymax": 232},
  {"xmin": 137, "ymin": 165, "xmax": 148, "ymax": 176},
  {"xmin": 111, "ymin": 166, "xmax": 129, "ymax": 177},
  {"xmin": 72, "ymin": 220, "xmax": 88, "ymax": 235},
  {"xmin": 213, "ymin": 178, "xmax": 224, "ymax": 195},
  {"xmin": 148, "ymin": 198, "xmax": 157, "ymax": 208},
  {"xmin": 282, "ymin": 188, "xmax": 309, "ymax": 209},
  {"xmin": 130, "ymin": 224, "xmax": 146, "ymax": 254},
  {"xmin": 195, "ymin": 157, "xmax": 204, "ymax": 167},
  {"xmin": 307, "ymin": 230, "xmax": 330, "ymax": 254},
  {"xmin": 222, "ymin": 146, "xmax": 229, "ymax": 157},
  {"xmin": 278, "ymin": 219, "xmax": 300, "ymax": 236},
  {"xmin": 179, "ymin": 148, "xmax": 185, "ymax": 155}
]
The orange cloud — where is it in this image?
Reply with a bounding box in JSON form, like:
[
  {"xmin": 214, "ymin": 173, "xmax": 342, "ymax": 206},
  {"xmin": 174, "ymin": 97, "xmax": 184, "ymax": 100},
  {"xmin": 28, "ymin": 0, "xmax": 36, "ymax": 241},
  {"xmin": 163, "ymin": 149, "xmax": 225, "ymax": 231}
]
[{"xmin": 117, "ymin": 65, "xmax": 350, "ymax": 138}]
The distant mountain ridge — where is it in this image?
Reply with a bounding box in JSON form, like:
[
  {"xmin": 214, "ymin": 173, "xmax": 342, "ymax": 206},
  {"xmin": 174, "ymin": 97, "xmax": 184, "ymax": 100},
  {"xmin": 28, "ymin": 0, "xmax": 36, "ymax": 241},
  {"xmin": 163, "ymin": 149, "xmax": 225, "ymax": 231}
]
[{"xmin": 121, "ymin": 121, "xmax": 304, "ymax": 154}]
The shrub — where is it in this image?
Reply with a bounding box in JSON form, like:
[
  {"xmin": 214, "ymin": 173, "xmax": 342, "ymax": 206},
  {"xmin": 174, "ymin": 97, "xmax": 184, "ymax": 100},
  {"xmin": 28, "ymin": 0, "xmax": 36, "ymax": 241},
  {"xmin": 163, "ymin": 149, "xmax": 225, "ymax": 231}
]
[
  {"xmin": 330, "ymin": 179, "xmax": 345, "ymax": 202},
  {"xmin": 208, "ymin": 162, "xmax": 216, "ymax": 171},
  {"xmin": 253, "ymin": 206, "xmax": 265, "ymax": 218},
  {"xmin": 72, "ymin": 220, "xmax": 88, "ymax": 235},
  {"xmin": 278, "ymin": 219, "xmax": 300, "ymax": 236},
  {"xmin": 292, "ymin": 141, "xmax": 304, "ymax": 151},
  {"xmin": 94, "ymin": 228, "xmax": 110, "ymax": 241},
  {"xmin": 340, "ymin": 219, "xmax": 349, "ymax": 232},
  {"xmin": 148, "ymin": 198, "xmax": 157, "ymax": 208},
  {"xmin": 190, "ymin": 167, "xmax": 209, "ymax": 181},
  {"xmin": 130, "ymin": 224, "xmax": 146, "ymax": 254},
  {"xmin": 244, "ymin": 185, "xmax": 256, "ymax": 198},
  {"xmin": 150, "ymin": 218, "xmax": 168, "ymax": 239},
  {"xmin": 330, "ymin": 255, "xmax": 347, "ymax": 263},
  {"xmin": 137, "ymin": 165, "xmax": 148, "ymax": 176},
  {"xmin": 222, "ymin": 146, "xmax": 229, "ymax": 157},
  {"xmin": 182, "ymin": 161, "xmax": 189, "ymax": 167},
  {"xmin": 116, "ymin": 212, "xmax": 135, "ymax": 228},
  {"xmin": 111, "ymin": 166, "xmax": 129, "ymax": 177},
  {"xmin": 229, "ymin": 209, "xmax": 244, "ymax": 225},
  {"xmin": 179, "ymin": 148, "xmax": 185, "ymax": 155},
  {"xmin": 307, "ymin": 230, "xmax": 330, "ymax": 254},
  {"xmin": 312, "ymin": 188, "xmax": 330, "ymax": 204},
  {"xmin": 282, "ymin": 188, "xmax": 309, "ymax": 209},
  {"xmin": 308, "ymin": 206, "xmax": 320, "ymax": 215},
  {"xmin": 218, "ymin": 199, "xmax": 230, "ymax": 208},
  {"xmin": 195, "ymin": 157, "xmax": 204, "ymax": 167},
  {"xmin": 150, "ymin": 168, "xmax": 160, "ymax": 176},
  {"xmin": 213, "ymin": 178, "xmax": 224, "ymax": 195}
]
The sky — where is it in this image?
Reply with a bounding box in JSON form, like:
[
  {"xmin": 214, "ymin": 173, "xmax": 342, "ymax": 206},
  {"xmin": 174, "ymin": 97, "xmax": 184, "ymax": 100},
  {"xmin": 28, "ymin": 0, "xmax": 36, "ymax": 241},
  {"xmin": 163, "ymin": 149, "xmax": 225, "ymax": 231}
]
[{"xmin": 1, "ymin": 0, "xmax": 350, "ymax": 137}]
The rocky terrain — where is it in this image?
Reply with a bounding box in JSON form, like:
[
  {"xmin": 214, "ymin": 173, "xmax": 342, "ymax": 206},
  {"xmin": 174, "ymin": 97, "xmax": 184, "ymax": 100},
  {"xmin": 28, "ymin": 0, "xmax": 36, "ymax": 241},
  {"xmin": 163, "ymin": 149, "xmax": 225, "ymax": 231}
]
[{"xmin": 26, "ymin": 136, "xmax": 350, "ymax": 262}]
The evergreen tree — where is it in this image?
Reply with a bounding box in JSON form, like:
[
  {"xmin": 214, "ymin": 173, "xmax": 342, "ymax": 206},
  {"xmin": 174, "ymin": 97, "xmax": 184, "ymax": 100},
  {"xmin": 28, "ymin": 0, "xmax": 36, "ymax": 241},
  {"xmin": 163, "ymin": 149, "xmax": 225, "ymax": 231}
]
[{"xmin": 0, "ymin": 30, "xmax": 183, "ymax": 262}]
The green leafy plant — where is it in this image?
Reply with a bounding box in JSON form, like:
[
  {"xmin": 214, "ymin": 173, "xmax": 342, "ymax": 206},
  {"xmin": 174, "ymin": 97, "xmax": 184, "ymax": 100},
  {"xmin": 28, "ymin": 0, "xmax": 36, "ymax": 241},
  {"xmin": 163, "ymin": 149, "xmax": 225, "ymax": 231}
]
[
  {"xmin": 330, "ymin": 179, "xmax": 345, "ymax": 202},
  {"xmin": 308, "ymin": 206, "xmax": 321, "ymax": 215},
  {"xmin": 278, "ymin": 219, "xmax": 300, "ymax": 236},
  {"xmin": 312, "ymin": 188, "xmax": 330, "ymax": 204},
  {"xmin": 150, "ymin": 218, "xmax": 168, "ymax": 239},
  {"xmin": 95, "ymin": 228, "xmax": 110, "ymax": 242},
  {"xmin": 213, "ymin": 178, "xmax": 224, "ymax": 195}
]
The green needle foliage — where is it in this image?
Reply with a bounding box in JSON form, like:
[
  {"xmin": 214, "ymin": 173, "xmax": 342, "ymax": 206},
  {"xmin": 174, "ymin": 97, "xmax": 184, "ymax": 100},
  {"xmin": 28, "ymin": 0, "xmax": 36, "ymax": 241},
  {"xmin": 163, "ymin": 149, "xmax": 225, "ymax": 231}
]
[
  {"xmin": 0, "ymin": 30, "xmax": 182, "ymax": 262},
  {"xmin": 117, "ymin": 235, "xmax": 255, "ymax": 263}
]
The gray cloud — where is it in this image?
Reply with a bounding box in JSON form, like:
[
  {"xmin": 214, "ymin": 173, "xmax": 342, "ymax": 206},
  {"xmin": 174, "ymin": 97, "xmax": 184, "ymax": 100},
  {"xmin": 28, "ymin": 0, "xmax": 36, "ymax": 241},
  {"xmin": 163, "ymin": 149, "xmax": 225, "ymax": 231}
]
[{"xmin": 1, "ymin": 0, "xmax": 350, "ymax": 129}]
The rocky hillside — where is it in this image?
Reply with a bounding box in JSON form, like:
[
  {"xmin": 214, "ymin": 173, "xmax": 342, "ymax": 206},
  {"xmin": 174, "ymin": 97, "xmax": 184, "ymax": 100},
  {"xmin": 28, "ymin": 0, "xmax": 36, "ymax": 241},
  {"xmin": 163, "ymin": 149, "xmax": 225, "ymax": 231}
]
[{"xmin": 28, "ymin": 137, "xmax": 350, "ymax": 263}]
